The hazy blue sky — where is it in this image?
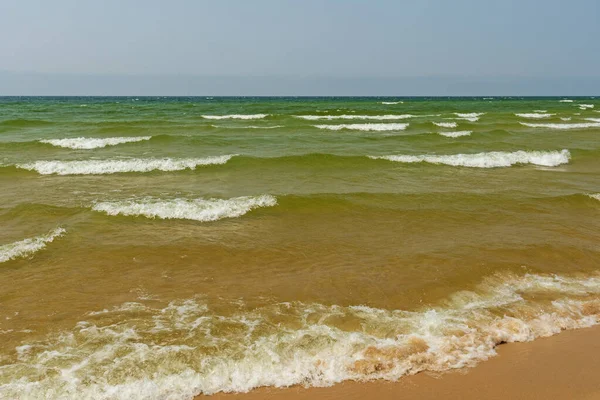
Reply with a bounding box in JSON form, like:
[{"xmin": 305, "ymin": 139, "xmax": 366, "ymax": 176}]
[{"xmin": 1, "ymin": 0, "xmax": 599, "ymax": 94}]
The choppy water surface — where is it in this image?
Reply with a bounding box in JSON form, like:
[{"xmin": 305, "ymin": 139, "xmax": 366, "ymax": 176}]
[{"xmin": 1, "ymin": 97, "xmax": 599, "ymax": 399}]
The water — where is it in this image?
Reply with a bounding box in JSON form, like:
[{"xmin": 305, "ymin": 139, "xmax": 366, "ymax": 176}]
[{"xmin": 1, "ymin": 96, "xmax": 599, "ymax": 399}]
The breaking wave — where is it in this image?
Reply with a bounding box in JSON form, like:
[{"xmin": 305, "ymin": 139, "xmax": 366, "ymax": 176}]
[
  {"xmin": 519, "ymin": 122, "xmax": 600, "ymax": 130},
  {"xmin": 0, "ymin": 228, "xmax": 66, "ymax": 263},
  {"xmin": 296, "ymin": 115, "xmax": 413, "ymax": 120},
  {"xmin": 515, "ymin": 113, "xmax": 554, "ymax": 119},
  {"xmin": 433, "ymin": 122, "xmax": 458, "ymax": 128},
  {"xmin": 2, "ymin": 272, "xmax": 600, "ymax": 399},
  {"xmin": 16, "ymin": 155, "xmax": 236, "ymax": 175},
  {"xmin": 370, "ymin": 149, "xmax": 570, "ymax": 168},
  {"xmin": 202, "ymin": 114, "xmax": 268, "ymax": 120},
  {"xmin": 40, "ymin": 136, "xmax": 152, "ymax": 149},
  {"xmin": 91, "ymin": 195, "xmax": 277, "ymax": 222},
  {"xmin": 314, "ymin": 123, "xmax": 409, "ymax": 131},
  {"xmin": 438, "ymin": 131, "xmax": 472, "ymax": 138}
]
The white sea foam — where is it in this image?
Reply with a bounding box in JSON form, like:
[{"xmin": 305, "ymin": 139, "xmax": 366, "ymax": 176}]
[
  {"xmin": 380, "ymin": 101, "xmax": 403, "ymax": 104},
  {"xmin": 454, "ymin": 112, "xmax": 484, "ymax": 118},
  {"xmin": 202, "ymin": 114, "xmax": 268, "ymax": 120},
  {"xmin": 588, "ymin": 194, "xmax": 600, "ymax": 202},
  {"xmin": 314, "ymin": 123, "xmax": 409, "ymax": 131},
  {"xmin": 296, "ymin": 115, "xmax": 413, "ymax": 120},
  {"xmin": 584, "ymin": 118, "xmax": 600, "ymax": 123},
  {"xmin": 438, "ymin": 131, "xmax": 472, "ymax": 138},
  {"xmin": 370, "ymin": 149, "xmax": 570, "ymax": 168},
  {"xmin": 559, "ymin": 99, "xmax": 573, "ymax": 102},
  {"xmin": 578, "ymin": 104, "xmax": 595, "ymax": 109},
  {"xmin": 0, "ymin": 228, "xmax": 66, "ymax": 263},
  {"xmin": 17, "ymin": 155, "xmax": 236, "ymax": 175},
  {"xmin": 533, "ymin": 110, "xmax": 547, "ymax": 112},
  {"xmin": 433, "ymin": 121, "xmax": 458, "ymax": 128},
  {"xmin": 244, "ymin": 125, "xmax": 283, "ymax": 129},
  {"xmin": 560, "ymin": 117, "xmax": 572, "ymax": 121},
  {"xmin": 40, "ymin": 136, "xmax": 152, "ymax": 149},
  {"xmin": 519, "ymin": 122, "xmax": 600, "ymax": 130},
  {"xmin": 92, "ymin": 195, "xmax": 277, "ymax": 222},
  {"xmin": 2, "ymin": 272, "xmax": 600, "ymax": 399},
  {"xmin": 515, "ymin": 113, "xmax": 555, "ymax": 119}
]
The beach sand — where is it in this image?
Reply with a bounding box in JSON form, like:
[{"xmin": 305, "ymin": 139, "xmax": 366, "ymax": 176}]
[{"xmin": 201, "ymin": 325, "xmax": 600, "ymax": 400}]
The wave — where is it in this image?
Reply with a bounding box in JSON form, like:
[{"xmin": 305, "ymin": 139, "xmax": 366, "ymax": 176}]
[
  {"xmin": 16, "ymin": 155, "xmax": 236, "ymax": 175},
  {"xmin": 433, "ymin": 121, "xmax": 457, "ymax": 128},
  {"xmin": 0, "ymin": 118, "xmax": 54, "ymax": 127},
  {"xmin": 589, "ymin": 194, "xmax": 600, "ymax": 202},
  {"xmin": 579, "ymin": 104, "xmax": 595, "ymax": 109},
  {"xmin": 454, "ymin": 112, "xmax": 484, "ymax": 118},
  {"xmin": 452, "ymin": 116, "xmax": 480, "ymax": 122},
  {"xmin": 438, "ymin": 131, "xmax": 472, "ymax": 138},
  {"xmin": 515, "ymin": 113, "xmax": 554, "ymax": 119},
  {"xmin": 585, "ymin": 118, "xmax": 600, "ymax": 123},
  {"xmin": 561, "ymin": 117, "xmax": 572, "ymax": 121},
  {"xmin": 91, "ymin": 195, "xmax": 277, "ymax": 222},
  {"xmin": 314, "ymin": 123, "xmax": 409, "ymax": 131},
  {"xmin": 559, "ymin": 99, "xmax": 574, "ymax": 103},
  {"xmin": 370, "ymin": 149, "xmax": 570, "ymax": 168},
  {"xmin": 0, "ymin": 228, "xmax": 65, "ymax": 263},
  {"xmin": 3, "ymin": 272, "xmax": 600, "ymax": 399},
  {"xmin": 40, "ymin": 136, "xmax": 152, "ymax": 149},
  {"xmin": 201, "ymin": 114, "xmax": 268, "ymax": 120},
  {"xmin": 381, "ymin": 101, "xmax": 403, "ymax": 104},
  {"xmin": 244, "ymin": 125, "xmax": 283, "ymax": 129},
  {"xmin": 296, "ymin": 115, "xmax": 413, "ymax": 120},
  {"xmin": 520, "ymin": 122, "xmax": 600, "ymax": 130}
]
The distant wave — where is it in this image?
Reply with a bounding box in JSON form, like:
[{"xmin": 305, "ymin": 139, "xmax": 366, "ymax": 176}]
[
  {"xmin": 559, "ymin": 99, "xmax": 574, "ymax": 103},
  {"xmin": 244, "ymin": 125, "xmax": 283, "ymax": 129},
  {"xmin": 296, "ymin": 115, "xmax": 413, "ymax": 120},
  {"xmin": 314, "ymin": 123, "xmax": 409, "ymax": 131},
  {"xmin": 579, "ymin": 104, "xmax": 595, "ymax": 109},
  {"xmin": 515, "ymin": 113, "xmax": 555, "ymax": 119},
  {"xmin": 380, "ymin": 101, "xmax": 403, "ymax": 104},
  {"xmin": 438, "ymin": 131, "xmax": 472, "ymax": 138},
  {"xmin": 433, "ymin": 121, "xmax": 458, "ymax": 128},
  {"xmin": 92, "ymin": 195, "xmax": 277, "ymax": 222},
  {"xmin": 0, "ymin": 228, "xmax": 65, "ymax": 263},
  {"xmin": 585, "ymin": 118, "xmax": 600, "ymax": 123},
  {"xmin": 370, "ymin": 149, "xmax": 570, "ymax": 168},
  {"xmin": 519, "ymin": 122, "xmax": 600, "ymax": 130},
  {"xmin": 560, "ymin": 117, "xmax": 572, "ymax": 121},
  {"xmin": 454, "ymin": 112, "xmax": 484, "ymax": 118},
  {"xmin": 16, "ymin": 155, "xmax": 236, "ymax": 175},
  {"xmin": 40, "ymin": 136, "xmax": 152, "ymax": 149},
  {"xmin": 202, "ymin": 114, "xmax": 268, "ymax": 120}
]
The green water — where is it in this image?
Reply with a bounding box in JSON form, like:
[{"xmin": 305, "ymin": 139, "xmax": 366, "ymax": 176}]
[{"xmin": 0, "ymin": 97, "xmax": 599, "ymax": 399}]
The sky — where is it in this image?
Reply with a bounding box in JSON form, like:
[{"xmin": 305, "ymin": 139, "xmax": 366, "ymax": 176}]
[{"xmin": 0, "ymin": 0, "xmax": 599, "ymax": 95}]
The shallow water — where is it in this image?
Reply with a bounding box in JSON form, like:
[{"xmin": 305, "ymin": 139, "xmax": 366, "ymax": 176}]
[{"xmin": 1, "ymin": 97, "xmax": 599, "ymax": 399}]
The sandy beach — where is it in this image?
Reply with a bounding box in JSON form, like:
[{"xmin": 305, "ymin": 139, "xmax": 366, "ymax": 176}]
[{"xmin": 204, "ymin": 325, "xmax": 600, "ymax": 400}]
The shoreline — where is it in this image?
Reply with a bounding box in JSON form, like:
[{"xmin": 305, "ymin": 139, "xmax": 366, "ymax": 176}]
[{"xmin": 200, "ymin": 325, "xmax": 600, "ymax": 400}]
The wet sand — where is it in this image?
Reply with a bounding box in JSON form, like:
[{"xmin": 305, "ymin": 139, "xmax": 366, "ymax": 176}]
[{"xmin": 202, "ymin": 325, "xmax": 600, "ymax": 400}]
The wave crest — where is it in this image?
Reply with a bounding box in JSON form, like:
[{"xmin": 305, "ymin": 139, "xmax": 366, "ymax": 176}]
[
  {"xmin": 314, "ymin": 123, "xmax": 409, "ymax": 131},
  {"xmin": 370, "ymin": 149, "xmax": 570, "ymax": 168},
  {"xmin": 438, "ymin": 131, "xmax": 472, "ymax": 138},
  {"xmin": 520, "ymin": 122, "xmax": 600, "ymax": 130},
  {"xmin": 17, "ymin": 155, "xmax": 236, "ymax": 175},
  {"xmin": 92, "ymin": 195, "xmax": 277, "ymax": 222},
  {"xmin": 202, "ymin": 114, "xmax": 268, "ymax": 120},
  {"xmin": 40, "ymin": 136, "xmax": 152, "ymax": 149},
  {"xmin": 296, "ymin": 115, "xmax": 413, "ymax": 120},
  {"xmin": 0, "ymin": 228, "xmax": 66, "ymax": 263},
  {"xmin": 515, "ymin": 113, "xmax": 554, "ymax": 119}
]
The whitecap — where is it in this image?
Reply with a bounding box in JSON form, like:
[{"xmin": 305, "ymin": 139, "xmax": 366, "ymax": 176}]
[
  {"xmin": 380, "ymin": 101, "xmax": 403, "ymax": 105},
  {"xmin": 560, "ymin": 117, "xmax": 572, "ymax": 121},
  {"xmin": 92, "ymin": 195, "xmax": 277, "ymax": 222},
  {"xmin": 296, "ymin": 115, "xmax": 413, "ymax": 120},
  {"xmin": 40, "ymin": 136, "xmax": 152, "ymax": 150},
  {"xmin": 438, "ymin": 131, "xmax": 472, "ymax": 138},
  {"xmin": 559, "ymin": 99, "xmax": 574, "ymax": 103},
  {"xmin": 515, "ymin": 113, "xmax": 555, "ymax": 119},
  {"xmin": 202, "ymin": 114, "xmax": 268, "ymax": 120},
  {"xmin": 314, "ymin": 123, "xmax": 409, "ymax": 131},
  {"xmin": 370, "ymin": 149, "xmax": 570, "ymax": 168},
  {"xmin": 454, "ymin": 112, "xmax": 484, "ymax": 118},
  {"xmin": 578, "ymin": 104, "xmax": 595, "ymax": 109},
  {"xmin": 0, "ymin": 228, "xmax": 66, "ymax": 263},
  {"xmin": 17, "ymin": 155, "xmax": 236, "ymax": 175},
  {"xmin": 519, "ymin": 122, "xmax": 600, "ymax": 130},
  {"xmin": 433, "ymin": 121, "xmax": 458, "ymax": 128}
]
